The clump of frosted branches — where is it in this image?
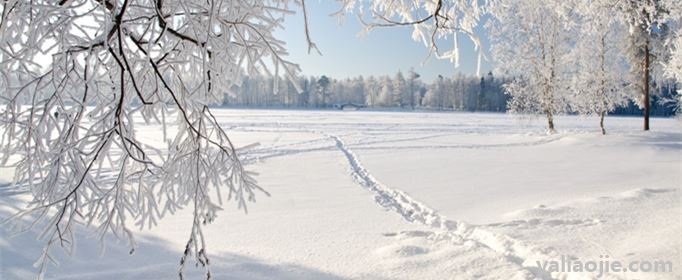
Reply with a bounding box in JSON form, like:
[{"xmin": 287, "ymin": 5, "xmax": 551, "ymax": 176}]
[
  {"xmin": 0, "ymin": 0, "xmax": 309, "ymax": 278},
  {"xmin": 664, "ymin": 32, "xmax": 682, "ymax": 113},
  {"xmin": 663, "ymin": 10, "xmax": 682, "ymax": 114},
  {"xmin": 338, "ymin": 0, "xmax": 484, "ymax": 74}
]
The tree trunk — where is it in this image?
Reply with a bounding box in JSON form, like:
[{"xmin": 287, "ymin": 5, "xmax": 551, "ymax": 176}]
[
  {"xmin": 599, "ymin": 34, "xmax": 607, "ymax": 135},
  {"xmin": 643, "ymin": 43, "xmax": 650, "ymax": 131},
  {"xmin": 409, "ymin": 80, "xmax": 415, "ymax": 109},
  {"xmin": 600, "ymin": 110, "xmax": 606, "ymax": 135},
  {"xmin": 546, "ymin": 110, "xmax": 555, "ymax": 134}
]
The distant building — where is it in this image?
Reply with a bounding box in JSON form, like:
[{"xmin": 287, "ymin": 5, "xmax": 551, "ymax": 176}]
[{"xmin": 334, "ymin": 103, "xmax": 364, "ymax": 111}]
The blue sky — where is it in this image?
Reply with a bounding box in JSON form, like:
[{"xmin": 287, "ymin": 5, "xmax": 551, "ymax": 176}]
[{"xmin": 276, "ymin": 1, "xmax": 492, "ymax": 82}]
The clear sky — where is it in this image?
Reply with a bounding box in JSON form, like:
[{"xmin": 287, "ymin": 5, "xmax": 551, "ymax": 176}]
[{"xmin": 276, "ymin": 1, "xmax": 493, "ymax": 82}]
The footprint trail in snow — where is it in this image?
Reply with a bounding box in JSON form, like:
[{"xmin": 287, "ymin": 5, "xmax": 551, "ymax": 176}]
[{"xmin": 330, "ymin": 134, "xmax": 619, "ymax": 280}]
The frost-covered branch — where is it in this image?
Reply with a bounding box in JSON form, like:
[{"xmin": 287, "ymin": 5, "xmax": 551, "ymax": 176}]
[
  {"xmin": 338, "ymin": 0, "xmax": 484, "ymax": 72},
  {"xmin": 0, "ymin": 0, "xmax": 304, "ymax": 278}
]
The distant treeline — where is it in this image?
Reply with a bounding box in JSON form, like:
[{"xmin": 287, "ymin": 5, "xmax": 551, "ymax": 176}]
[{"xmin": 222, "ymin": 70, "xmax": 678, "ymax": 116}]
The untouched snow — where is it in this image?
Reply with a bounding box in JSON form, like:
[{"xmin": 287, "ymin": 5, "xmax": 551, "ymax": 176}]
[{"xmin": 1, "ymin": 109, "xmax": 680, "ymax": 280}]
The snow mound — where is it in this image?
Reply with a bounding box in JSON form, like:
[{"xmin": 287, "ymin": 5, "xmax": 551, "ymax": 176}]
[
  {"xmin": 374, "ymin": 244, "xmax": 430, "ymax": 258},
  {"xmin": 489, "ymin": 187, "xmax": 681, "ymax": 280}
]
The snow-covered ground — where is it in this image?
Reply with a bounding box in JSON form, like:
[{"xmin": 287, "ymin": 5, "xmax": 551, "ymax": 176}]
[{"xmin": 1, "ymin": 109, "xmax": 680, "ymax": 280}]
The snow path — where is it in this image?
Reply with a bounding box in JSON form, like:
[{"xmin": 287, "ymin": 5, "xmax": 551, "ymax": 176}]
[
  {"xmin": 242, "ymin": 132, "xmax": 565, "ymax": 166},
  {"xmin": 329, "ymin": 133, "xmax": 619, "ymax": 280}
]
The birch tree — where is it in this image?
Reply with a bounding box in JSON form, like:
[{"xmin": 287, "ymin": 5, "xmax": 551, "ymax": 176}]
[
  {"xmin": 489, "ymin": 0, "xmax": 574, "ymax": 133},
  {"xmin": 571, "ymin": 0, "xmax": 632, "ymax": 134}
]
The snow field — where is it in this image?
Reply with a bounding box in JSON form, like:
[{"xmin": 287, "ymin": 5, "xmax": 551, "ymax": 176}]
[{"xmin": 1, "ymin": 109, "xmax": 680, "ymax": 279}]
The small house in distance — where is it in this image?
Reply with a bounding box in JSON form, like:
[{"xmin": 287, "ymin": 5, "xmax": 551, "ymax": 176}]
[{"xmin": 334, "ymin": 103, "xmax": 364, "ymax": 111}]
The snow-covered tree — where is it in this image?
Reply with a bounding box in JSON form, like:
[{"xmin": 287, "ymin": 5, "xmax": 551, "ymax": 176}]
[
  {"xmin": 489, "ymin": 0, "xmax": 575, "ymax": 133},
  {"xmin": 317, "ymin": 75, "xmax": 331, "ymax": 107},
  {"xmin": 0, "ymin": 0, "xmax": 313, "ymax": 278},
  {"xmin": 620, "ymin": 0, "xmax": 674, "ymax": 130},
  {"xmin": 665, "ymin": 32, "xmax": 682, "ymax": 113},
  {"xmin": 352, "ymin": 76, "xmax": 366, "ymax": 105},
  {"xmin": 0, "ymin": 0, "xmax": 489, "ymax": 278},
  {"xmin": 435, "ymin": 75, "xmax": 447, "ymax": 110},
  {"xmin": 364, "ymin": 76, "xmax": 379, "ymax": 107},
  {"xmin": 377, "ymin": 76, "xmax": 393, "ymax": 107},
  {"xmin": 392, "ymin": 71, "xmax": 408, "ymax": 107},
  {"xmin": 662, "ymin": 3, "xmax": 682, "ymax": 114},
  {"xmin": 407, "ymin": 68, "xmax": 421, "ymax": 109},
  {"xmin": 571, "ymin": 0, "xmax": 632, "ymax": 134},
  {"xmin": 457, "ymin": 74, "xmax": 480, "ymax": 111}
]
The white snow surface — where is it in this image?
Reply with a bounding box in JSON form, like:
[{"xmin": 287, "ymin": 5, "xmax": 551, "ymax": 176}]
[{"xmin": 1, "ymin": 109, "xmax": 680, "ymax": 280}]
